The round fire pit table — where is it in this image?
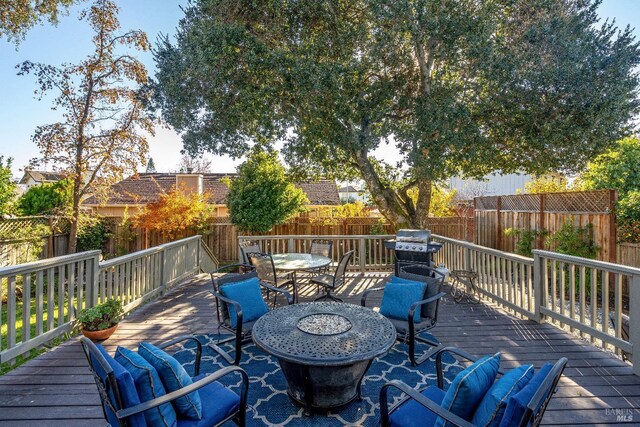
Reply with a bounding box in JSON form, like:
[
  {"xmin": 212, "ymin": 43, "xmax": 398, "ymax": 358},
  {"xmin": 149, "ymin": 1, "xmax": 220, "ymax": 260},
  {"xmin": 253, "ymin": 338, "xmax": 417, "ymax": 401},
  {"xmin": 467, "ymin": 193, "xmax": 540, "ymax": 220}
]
[{"xmin": 252, "ymin": 302, "xmax": 396, "ymax": 414}]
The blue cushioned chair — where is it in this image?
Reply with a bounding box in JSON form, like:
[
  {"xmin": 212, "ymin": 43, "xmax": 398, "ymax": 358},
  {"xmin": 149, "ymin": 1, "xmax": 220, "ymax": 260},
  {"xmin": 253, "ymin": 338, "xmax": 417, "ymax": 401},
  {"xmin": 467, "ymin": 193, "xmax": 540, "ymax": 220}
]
[
  {"xmin": 361, "ymin": 264, "xmax": 447, "ymax": 365},
  {"xmin": 210, "ymin": 264, "xmax": 293, "ymax": 365},
  {"xmin": 379, "ymin": 346, "xmax": 567, "ymax": 427},
  {"xmin": 80, "ymin": 335, "xmax": 249, "ymax": 427}
]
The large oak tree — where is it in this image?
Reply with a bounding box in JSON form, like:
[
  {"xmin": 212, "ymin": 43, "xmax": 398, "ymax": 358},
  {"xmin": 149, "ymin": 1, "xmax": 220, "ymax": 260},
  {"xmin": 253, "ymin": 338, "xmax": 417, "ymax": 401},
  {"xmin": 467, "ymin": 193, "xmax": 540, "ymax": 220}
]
[{"xmin": 153, "ymin": 0, "xmax": 640, "ymax": 229}]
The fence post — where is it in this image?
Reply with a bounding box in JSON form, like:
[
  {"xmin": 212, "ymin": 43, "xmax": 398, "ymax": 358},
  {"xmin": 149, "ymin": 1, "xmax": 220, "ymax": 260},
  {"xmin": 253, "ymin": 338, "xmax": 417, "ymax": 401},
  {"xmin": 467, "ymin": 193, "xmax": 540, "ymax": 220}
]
[
  {"xmin": 288, "ymin": 237, "xmax": 295, "ymax": 253},
  {"xmin": 359, "ymin": 237, "xmax": 366, "ymax": 273},
  {"xmin": 630, "ymin": 273, "xmax": 640, "ymax": 376},
  {"xmin": 196, "ymin": 236, "xmax": 201, "ymax": 272},
  {"xmin": 496, "ymin": 196, "xmax": 502, "ymax": 251},
  {"xmin": 89, "ymin": 253, "xmax": 100, "ymax": 307},
  {"xmin": 464, "ymin": 246, "xmax": 471, "ymax": 271},
  {"xmin": 532, "ymin": 251, "xmax": 543, "ymax": 323},
  {"xmin": 160, "ymin": 248, "xmax": 167, "ymax": 291}
]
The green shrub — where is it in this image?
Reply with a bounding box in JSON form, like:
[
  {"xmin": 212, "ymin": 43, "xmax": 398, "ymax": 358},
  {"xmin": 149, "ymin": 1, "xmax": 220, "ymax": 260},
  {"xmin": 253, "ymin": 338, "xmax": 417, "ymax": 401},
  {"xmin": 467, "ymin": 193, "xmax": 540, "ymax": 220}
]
[
  {"xmin": 17, "ymin": 178, "xmax": 73, "ymax": 215},
  {"xmin": 546, "ymin": 221, "xmax": 599, "ymax": 259},
  {"xmin": 77, "ymin": 217, "xmax": 109, "ymax": 252},
  {"xmin": 77, "ymin": 298, "xmax": 123, "ymax": 331},
  {"xmin": 504, "ymin": 228, "xmax": 547, "ymax": 257}
]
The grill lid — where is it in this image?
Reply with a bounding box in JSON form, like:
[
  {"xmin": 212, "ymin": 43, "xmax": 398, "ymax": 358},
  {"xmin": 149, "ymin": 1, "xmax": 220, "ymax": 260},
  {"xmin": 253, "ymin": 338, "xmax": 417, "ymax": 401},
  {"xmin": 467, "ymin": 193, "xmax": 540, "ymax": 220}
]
[{"xmin": 395, "ymin": 229, "xmax": 431, "ymax": 243}]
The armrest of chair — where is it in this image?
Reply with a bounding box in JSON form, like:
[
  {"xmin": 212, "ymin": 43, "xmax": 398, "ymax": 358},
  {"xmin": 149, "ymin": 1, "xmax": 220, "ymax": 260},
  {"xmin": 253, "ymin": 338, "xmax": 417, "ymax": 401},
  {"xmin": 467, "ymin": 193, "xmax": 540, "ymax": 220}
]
[
  {"xmin": 380, "ymin": 380, "xmax": 475, "ymax": 427},
  {"xmin": 432, "ymin": 346, "xmax": 506, "ymax": 389},
  {"xmin": 156, "ymin": 336, "xmax": 203, "ymax": 376},
  {"xmin": 117, "ymin": 365, "xmax": 249, "ymax": 420},
  {"xmin": 209, "ymin": 290, "xmax": 244, "ymax": 331},
  {"xmin": 360, "ymin": 287, "xmax": 385, "ymax": 307},
  {"xmin": 259, "ymin": 281, "xmax": 293, "ymax": 305},
  {"xmin": 408, "ymin": 291, "xmax": 447, "ymax": 320}
]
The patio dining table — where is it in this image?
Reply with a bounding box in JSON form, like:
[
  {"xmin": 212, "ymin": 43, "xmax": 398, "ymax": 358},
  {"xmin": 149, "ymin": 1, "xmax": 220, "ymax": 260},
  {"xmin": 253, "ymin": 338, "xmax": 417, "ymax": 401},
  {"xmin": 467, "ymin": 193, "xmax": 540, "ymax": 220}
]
[{"xmin": 271, "ymin": 253, "xmax": 331, "ymax": 303}]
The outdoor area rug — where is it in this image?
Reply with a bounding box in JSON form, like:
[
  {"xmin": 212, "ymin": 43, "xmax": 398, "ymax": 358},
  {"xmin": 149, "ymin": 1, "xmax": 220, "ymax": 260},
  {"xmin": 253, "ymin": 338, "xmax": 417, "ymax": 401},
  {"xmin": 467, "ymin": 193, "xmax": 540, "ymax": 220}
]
[{"xmin": 172, "ymin": 333, "xmax": 463, "ymax": 426}]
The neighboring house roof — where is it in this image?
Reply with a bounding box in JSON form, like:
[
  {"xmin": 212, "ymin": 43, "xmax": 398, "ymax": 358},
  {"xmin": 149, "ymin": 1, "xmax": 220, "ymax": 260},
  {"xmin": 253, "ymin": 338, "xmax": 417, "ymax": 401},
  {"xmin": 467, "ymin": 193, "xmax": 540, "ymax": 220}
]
[
  {"xmin": 84, "ymin": 173, "xmax": 340, "ymax": 206},
  {"xmin": 19, "ymin": 170, "xmax": 66, "ymax": 184},
  {"xmin": 338, "ymin": 185, "xmax": 361, "ymax": 193}
]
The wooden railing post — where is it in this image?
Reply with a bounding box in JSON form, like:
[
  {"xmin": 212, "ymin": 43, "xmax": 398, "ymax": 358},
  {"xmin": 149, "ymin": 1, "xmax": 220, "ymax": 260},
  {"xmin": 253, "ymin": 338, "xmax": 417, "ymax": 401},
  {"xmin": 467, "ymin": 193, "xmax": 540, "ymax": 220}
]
[
  {"xmin": 359, "ymin": 237, "xmax": 366, "ymax": 273},
  {"xmin": 160, "ymin": 248, "xmax": 167, "ymax": 289},
  {"xmin": 464, "ymin": 246, "xmax": 472, "ymax": 271},
  {"xmin": 630, "ymin": 273, "xmax": 640, "ymax": 375},
  {"xmin": 89, "ymin": 253, "xmax": 100, "ymax": 307},
  {"xmin": 533, "ymin": 251, "xmax": 543, "ymax": 323},
  {"xmin": 288, "ymin": 237, "xmax": 295, "ymax": 253}
]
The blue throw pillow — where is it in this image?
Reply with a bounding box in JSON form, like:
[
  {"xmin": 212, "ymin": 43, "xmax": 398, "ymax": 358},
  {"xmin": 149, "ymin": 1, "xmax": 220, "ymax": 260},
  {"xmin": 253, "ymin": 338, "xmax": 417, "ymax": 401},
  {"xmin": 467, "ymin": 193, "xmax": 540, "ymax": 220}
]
[
  {"xmin": 139, "ymin": 342, "xmax": 202, "ymax": 420},
  {"xmin": 379, "ymin": 280, "xmax": 426, "ymax": 323},
  {"xmin": 499, "ymin": 363, "xmax": 554, "ymax": 427},
  {"xmin": 91, "ymin": 345, "xmax": 146, "ymax": 427},
  {"xmin": 220, "ymin": 276, "xmax": 269, "ymax": 328},
  {"xmin": 115, "ymin": 346, "xmax": 177, "ymax": 427},
  {"xmin": 435, "ymin": 353, "xmax": 501, "ymax": 427},
  {"xmin": 391, "ymin": 275, "xmax": 441, "ymax": 319},
  {"xmin": 472, "ymin": 364, "xmax": 534, "ymax": 427}
]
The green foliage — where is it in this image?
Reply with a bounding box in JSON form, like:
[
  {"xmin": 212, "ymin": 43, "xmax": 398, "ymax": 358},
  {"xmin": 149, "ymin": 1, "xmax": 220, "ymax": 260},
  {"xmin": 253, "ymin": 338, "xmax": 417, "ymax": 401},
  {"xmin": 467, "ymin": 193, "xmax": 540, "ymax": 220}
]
[
  {"xmin": 17, "ymin": 178, "xmax": 73, "ymax": 215},
  {"xmin": 408, "ymin": 185, "xmax": 457, "ymax": 218},
  {"xmin": 504, "ymin": 228, "xmax": 547, "ymax": 257},
  {"xmin": 370, "ymin": 218, "xmax": 389, "ymax": 236},
  {"xmin": 146, "ymin": 157, "xmax": 156, "ymax": 173},
  {"xmin": 226, "ymin": 151, "xmax": 308, "ymax": 233},
  {"xmin": 519, "ymin": 176, "xmax": 569, "ymax": 194},
  {"xmin": 581, "ymin": 136, "xmax": 640, "ymax": 198},
  {"xmin": 153, "ymin": 0, "xmax": 640, "ymax": 228},
  {"xmin": 546, "ymin": 221, "xmax": 599, "ymax": 259},
  {"xmin": 0, "ymin": 0, "xmax": 75, "ymax": 43},
  {"xmin": 0, "ymin": 157, "xmax": 16, "ymax": 216},
  {"xmin": 77, "ymin": 298, "xmax": 123, "ymax": 331},
  {"xmin": 77, "ymin": 216, "xmax": 109, "ymax": 252}
]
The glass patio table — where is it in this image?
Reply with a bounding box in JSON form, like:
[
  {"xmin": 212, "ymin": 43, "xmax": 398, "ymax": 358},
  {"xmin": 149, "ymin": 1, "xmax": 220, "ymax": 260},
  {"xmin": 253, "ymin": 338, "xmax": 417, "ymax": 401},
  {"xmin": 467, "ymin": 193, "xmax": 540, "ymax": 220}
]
[{"xmin": 271, "ymin": 253, "xmax": 331, "ymax": 303}]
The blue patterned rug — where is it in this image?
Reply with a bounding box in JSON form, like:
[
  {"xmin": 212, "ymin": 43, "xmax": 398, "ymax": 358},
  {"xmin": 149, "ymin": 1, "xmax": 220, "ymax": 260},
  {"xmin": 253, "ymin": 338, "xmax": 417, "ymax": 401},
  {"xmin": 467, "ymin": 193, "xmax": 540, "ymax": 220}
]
[{"xmin": 172, "ymin": 334, "xmax": 462, "ymax": 426}]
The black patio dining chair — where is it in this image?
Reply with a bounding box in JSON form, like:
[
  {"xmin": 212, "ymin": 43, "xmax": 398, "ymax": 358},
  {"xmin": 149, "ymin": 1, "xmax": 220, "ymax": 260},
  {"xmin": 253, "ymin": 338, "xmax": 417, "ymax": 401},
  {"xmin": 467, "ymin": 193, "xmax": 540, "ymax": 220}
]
[
  {"xmin": 238, "ymin": 239, "xmax": 261, "ymax": 264},
  {"xmin": 311, "ymin": 250, "xmax": 355, "ymax": 302},
  {"xmin": 306, "ymin": 239, "xmax": 334, "ymax": 274},
  {"xmin": 380, "ymin": 346, "xmax": 567, "ymax": 427},
  {"xmin": 247, "ymin": 252, "xmax": 295, "ymax": 307},
  {"xmin": 361, "ymin": 264, "xmax": 446, "ymax": 366},
  {"xmin": 80, "ymin": 335, "xmax": 249, "ymax": 427},
  {"xmin": 210, "ymin": 264, "xmax": 293, "ymax": 365}
]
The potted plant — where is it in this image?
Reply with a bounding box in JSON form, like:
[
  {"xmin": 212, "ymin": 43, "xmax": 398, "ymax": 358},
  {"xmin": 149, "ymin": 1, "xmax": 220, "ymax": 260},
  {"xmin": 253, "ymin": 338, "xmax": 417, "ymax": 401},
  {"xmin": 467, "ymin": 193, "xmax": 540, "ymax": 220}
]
[{"xmin": 77, "ymin": 298, "xmax": 123, "ymax": 341}]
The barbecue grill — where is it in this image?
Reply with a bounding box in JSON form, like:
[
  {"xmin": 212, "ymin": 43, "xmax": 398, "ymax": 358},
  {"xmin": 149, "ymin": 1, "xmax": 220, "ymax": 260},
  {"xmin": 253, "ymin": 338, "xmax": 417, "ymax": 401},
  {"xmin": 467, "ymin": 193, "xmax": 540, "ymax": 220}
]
[{"xmin": 384, "ymin": 229, "xmax": 443, "ymax": 275}]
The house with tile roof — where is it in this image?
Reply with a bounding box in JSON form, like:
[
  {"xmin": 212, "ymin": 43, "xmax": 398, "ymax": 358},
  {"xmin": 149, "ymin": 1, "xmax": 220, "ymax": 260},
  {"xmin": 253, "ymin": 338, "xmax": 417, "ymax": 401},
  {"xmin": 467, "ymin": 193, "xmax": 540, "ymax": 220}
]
[{"xmin": 84, "ymin": 173, "xmax": 340, "ymax": 218}]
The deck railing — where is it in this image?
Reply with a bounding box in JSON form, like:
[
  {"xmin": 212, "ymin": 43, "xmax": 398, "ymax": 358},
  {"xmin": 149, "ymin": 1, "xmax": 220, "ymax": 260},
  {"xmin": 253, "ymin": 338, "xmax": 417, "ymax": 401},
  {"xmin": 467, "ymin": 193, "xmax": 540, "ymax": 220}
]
[
  {"xmin": 237, "ymin": 234, "xmax": 396, "ymax": 272},
  {"xmin": 433, "ymin": 234, "xmax": 640, "ymax": 375},
  {"xmin": 0, "ymin": 236, "xmax": 211, "ymax": 364}
]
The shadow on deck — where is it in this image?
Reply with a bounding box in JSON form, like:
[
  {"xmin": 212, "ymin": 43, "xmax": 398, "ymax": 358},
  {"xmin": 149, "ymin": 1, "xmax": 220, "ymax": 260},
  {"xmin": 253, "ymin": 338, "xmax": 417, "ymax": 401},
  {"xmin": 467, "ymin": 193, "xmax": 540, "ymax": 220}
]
[{"xmin": 0, "ymin": 272, "xmax": 638, "ymax": 426}]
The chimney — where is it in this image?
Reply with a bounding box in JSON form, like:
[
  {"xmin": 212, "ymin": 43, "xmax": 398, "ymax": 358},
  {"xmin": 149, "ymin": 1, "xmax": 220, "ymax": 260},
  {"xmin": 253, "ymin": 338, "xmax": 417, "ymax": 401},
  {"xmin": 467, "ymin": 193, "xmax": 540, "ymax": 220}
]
[{"xmin": 176, "ymin": 173, "xmax": 203, "ymax": 195}]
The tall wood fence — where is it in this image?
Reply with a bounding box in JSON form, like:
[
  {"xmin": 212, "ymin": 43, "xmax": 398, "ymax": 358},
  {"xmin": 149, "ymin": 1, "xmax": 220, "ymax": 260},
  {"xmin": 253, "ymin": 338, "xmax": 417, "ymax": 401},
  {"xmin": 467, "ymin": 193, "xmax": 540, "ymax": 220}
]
[
  {"xmin": 105, "ymin": 216, "xmax": 472, "ymax": 263},
  {"xmin": 475, "ymin": 190, "xmax": 616, "ymax": 262},
  {"xmin": 0, "ymin": 216, "xmax": 70, "ymax": 267}
]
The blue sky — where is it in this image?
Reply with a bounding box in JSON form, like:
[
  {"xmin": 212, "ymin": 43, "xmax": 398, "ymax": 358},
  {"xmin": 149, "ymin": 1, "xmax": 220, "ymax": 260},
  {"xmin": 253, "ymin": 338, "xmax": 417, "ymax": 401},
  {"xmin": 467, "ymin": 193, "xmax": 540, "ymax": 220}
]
[{"xmin": 0, "ymin": 0, "xmax": 638, "ymax": 179}]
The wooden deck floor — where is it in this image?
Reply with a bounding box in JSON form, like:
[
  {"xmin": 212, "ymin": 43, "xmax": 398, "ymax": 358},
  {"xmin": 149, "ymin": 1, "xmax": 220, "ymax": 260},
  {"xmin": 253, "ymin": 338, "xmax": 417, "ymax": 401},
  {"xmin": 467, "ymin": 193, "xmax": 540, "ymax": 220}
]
[{"xmin": 1, "ymin": 272, "xmax": 639, "ymax": 426}]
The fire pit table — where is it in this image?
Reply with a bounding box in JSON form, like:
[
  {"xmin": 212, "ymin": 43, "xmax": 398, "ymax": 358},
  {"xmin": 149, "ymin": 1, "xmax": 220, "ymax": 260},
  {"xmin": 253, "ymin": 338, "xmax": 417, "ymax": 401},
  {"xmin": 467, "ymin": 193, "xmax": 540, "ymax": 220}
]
[{"xmin": 252, "ymin": 302, "xmax": 396, "ymax": 414}]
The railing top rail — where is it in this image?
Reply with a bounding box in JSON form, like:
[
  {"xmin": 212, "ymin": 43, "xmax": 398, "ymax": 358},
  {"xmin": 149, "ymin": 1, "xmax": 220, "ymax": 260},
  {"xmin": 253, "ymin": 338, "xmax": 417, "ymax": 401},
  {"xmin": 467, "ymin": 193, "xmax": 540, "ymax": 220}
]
[
  {"xmin": 432, "ymin": 234, "xmax": 534, "ymax": 264},
  {"xmin": 238, "ymin": 234, "xmax": 396, "ymax": 240},
  {"xmin": 533, "ymin": 249, "xmax": 640, "ymax": 275},
  {"xmin": 0, "ymin": 250, "xmax": 100, "ymax": 276},
  {"xmin": 100, "ymin": 235, "xmax": 201, "ymax": 268}
]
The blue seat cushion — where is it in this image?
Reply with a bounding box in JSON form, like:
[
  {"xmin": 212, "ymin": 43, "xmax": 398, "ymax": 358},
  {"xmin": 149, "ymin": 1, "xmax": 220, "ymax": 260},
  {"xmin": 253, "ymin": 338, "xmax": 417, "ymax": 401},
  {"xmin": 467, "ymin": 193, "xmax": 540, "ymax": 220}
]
[
  {"xmin": 92, "ymin": 345, "xmax": 146, "ymax": 427},
  {"xmin": 472, "ymin": 364, "xmax": 534, "ymax": 427},
  {"xmin": 499, "ymin": 363, "xmax": 554, "ymax": 427},
  {"xmin": 139, "ymin": 342, "xmax": 202, "ymax": 420},
  {"xmin": 176, "ymin": 374, "xmax": 241, "ymax": 427},
  {"xmin": 220, "ymin": 276, "xmax": 269, "ymax": 328},
  {"xmin": 380, "ymin": 280, "xmax": 426, "ymax": 323},
  {"xmin": 115, "ymin": 346, "xmax": 178, "ymax": 427},
  {"xmin": 435, "ymin": 353, "xmax": 501, "ymax": 427},
  {"xmin": 389, "ymin": 386, "xmax": 446, "ymax": 427},
  {"xmin": 390, "ymin": 275, "xmax": 441, "ymax": 319}
]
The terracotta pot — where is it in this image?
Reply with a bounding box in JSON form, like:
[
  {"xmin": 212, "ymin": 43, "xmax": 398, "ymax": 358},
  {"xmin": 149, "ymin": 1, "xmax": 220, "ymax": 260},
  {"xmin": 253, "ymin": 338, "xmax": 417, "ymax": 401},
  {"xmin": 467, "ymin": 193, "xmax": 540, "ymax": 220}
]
[{"xmin": 81, "ymin": 324, "xmax": 119, "ymax": 342}]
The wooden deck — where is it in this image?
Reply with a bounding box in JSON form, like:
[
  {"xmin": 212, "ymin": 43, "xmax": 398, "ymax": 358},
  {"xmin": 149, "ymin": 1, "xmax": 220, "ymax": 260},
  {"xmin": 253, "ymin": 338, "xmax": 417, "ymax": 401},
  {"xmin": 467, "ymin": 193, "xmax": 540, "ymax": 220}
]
[{"xmin": 1, "ymin": 272, "xmax": 639, "ymax": 426}]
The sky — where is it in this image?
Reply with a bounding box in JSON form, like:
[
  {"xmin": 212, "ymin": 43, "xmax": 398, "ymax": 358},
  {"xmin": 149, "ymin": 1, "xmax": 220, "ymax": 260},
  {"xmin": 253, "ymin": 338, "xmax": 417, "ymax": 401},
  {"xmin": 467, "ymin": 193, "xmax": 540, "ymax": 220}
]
[{"xmin": 0, "ymin": 0, "xmax": 638, "ymax": 180}]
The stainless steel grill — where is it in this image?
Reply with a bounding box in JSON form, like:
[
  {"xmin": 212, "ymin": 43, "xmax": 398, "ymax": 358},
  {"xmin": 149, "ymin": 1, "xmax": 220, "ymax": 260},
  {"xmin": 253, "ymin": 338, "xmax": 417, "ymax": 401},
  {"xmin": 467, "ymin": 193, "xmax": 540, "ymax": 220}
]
[{"xmin": 384, "ymin": 229, "xmax": 442, "ymax": 275}]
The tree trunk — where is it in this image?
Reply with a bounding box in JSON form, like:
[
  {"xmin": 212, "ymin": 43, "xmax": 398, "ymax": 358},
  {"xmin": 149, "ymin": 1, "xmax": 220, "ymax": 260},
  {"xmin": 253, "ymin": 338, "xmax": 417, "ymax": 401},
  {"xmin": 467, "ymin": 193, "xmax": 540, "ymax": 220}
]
[{"xmin": 67, "ymin": 182, "xmax": 82, "ymax": 253}]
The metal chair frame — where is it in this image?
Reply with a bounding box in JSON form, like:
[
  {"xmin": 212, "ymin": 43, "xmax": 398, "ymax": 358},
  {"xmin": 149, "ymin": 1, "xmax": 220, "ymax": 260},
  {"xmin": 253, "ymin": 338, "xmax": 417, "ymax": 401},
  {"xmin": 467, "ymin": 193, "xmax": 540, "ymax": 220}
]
[
  {"xmin": 247, "ymin": 252, "xmax": 295, "ymax": 306},
  {"xmin": 361, "ymin": 265, "xmax": 446, "ymax": 366},
  {"xmin": 80, "ymin": 335, "xmax": 249, "ymax": 427},
  {"xmin": 210, "ymin": 264, "xmax": 293, "ymax": 365},
  {"xmin": 311, "ymin": 250, "xmax": 355, "ymax": 302},
  {"xmin": 380, "ymin": 346, "xmax": 568, "ymax": 427}
]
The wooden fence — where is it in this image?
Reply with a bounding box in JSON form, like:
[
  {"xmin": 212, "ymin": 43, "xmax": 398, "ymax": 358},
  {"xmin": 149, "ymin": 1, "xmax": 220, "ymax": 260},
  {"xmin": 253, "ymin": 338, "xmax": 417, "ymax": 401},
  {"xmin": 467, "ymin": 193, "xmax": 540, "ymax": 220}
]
[
  {"xmin": 475, "ymin": 190, "xmax": 616, "ymax": 262},
  {"xmin": 433, "ymin": 234, "xmax": 639, "ymax": 375},
  {"xmin": 0, "ymin": 216, "xmax": 70, "ymax": 267},
  {"xmin": 0, "ymin": 236, "xmax": 217, "ymax": 365},
  {"xmin": 105, "ymin": 216, "xmax": 471, "ymax": 263},
  {"xmin": 238, "ymin": 234, "xmax": 396, "ymax": 272}
]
